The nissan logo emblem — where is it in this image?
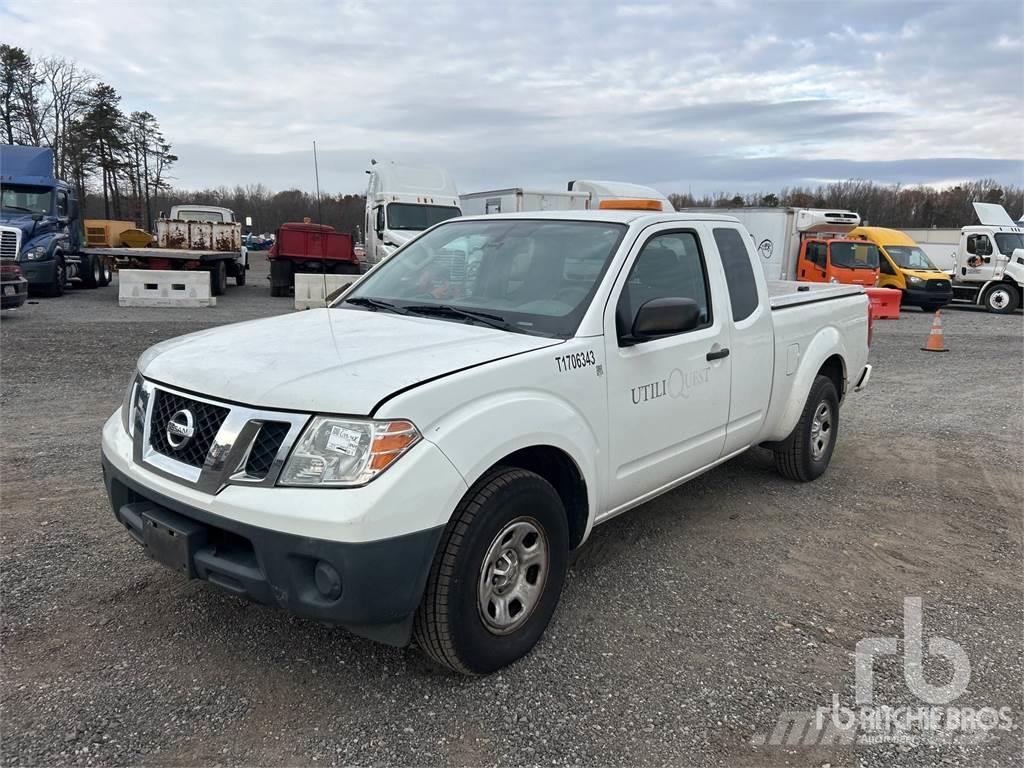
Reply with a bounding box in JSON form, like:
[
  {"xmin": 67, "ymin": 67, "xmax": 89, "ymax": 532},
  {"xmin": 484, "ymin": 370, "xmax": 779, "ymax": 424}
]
[{"xmin": 166, "ymin": 408, "xmax": 196, "ymax": 450}]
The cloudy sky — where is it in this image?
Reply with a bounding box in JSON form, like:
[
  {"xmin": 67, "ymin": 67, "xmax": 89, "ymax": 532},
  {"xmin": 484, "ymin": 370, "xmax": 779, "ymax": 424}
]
[{"xmin": 4, "ymin": 0, "xmax": 1023, "ymax": 197}]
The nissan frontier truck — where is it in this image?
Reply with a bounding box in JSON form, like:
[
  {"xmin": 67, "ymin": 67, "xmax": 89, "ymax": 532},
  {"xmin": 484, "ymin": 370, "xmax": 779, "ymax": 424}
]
[{"xmin": 101, "ymin": 207, "xmax": 871, "ymax": 674}]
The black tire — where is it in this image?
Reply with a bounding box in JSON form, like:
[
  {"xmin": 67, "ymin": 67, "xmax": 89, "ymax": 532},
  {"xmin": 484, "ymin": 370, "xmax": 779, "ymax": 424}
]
[
  {"xmin": 98, "ymin": 257, "xmax": 112, "ymax": 287},
  {"xmin": 210, "ymin": 260, "xmax": 227, "ymax": 296},
  {"xmin": 982, "ymin": 283, "xmax": 1019, "ymax": 314},
  {"xmin": 43, "ymin": 255, "xmax": 66, "ymax": 297},
  {"xmin": 414, "ymin": 468, "xmax": 569, "ymax": 675},
  {"xmin": 269, "ymin": 259, "xmax": 293, "ymax": 297},
  {"xmin": 773, "ymin": 374, "xmax": 839, "ymax": 482},
  {"xmin": 81, "ymin": 253, "xmax": 102, "ymax": 288},
  {"xmin": 337, "ymin": 262, "xmax": 360, "ymax": 275},
  {"xmin": 234, "ymin": 263, "xmax": 247, "ymax": 286}
]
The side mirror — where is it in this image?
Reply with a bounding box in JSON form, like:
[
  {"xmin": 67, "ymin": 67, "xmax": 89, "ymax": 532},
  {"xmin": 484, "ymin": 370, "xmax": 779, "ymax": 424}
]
[
  {"xmin": 31, "ymin": 212, "xmax": 43, "ymax": 222},
  {"xmin": 979, "ymin": 240, "xmax": 993, "ymax": 256},
  {"xmin": 623, "ymin": 297, "xmax": 701, "ymax": 345}
]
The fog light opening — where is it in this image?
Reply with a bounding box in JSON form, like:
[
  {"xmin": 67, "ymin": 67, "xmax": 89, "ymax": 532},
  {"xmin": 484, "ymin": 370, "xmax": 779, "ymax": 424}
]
[{"xmin": 314, "ymin": 560, "xmax": 342, "ymax": 600}]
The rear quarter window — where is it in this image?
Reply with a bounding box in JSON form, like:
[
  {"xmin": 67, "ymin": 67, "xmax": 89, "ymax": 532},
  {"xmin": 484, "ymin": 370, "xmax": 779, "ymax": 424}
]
[{"xmin": 713, "ymin": 227, "xmax": 759, "ymax": 321}]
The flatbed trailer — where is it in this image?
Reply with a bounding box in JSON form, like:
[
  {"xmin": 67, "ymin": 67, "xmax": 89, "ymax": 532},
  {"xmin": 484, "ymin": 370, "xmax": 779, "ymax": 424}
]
[{"xmin": 83, "ymin": 247, "xmax": 245, "ymax": 295}]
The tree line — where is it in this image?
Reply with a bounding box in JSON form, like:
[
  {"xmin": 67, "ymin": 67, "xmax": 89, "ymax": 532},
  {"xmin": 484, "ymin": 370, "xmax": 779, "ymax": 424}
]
[
  {"xmin": 1, "ymin": 43, "xmax": 175, "ymax": 228},
  {"xmin": 668, "ymin": 179, "xmax": 1023, "ymax": 229},
  {"xmin": 4, "ymin": 45, "xmax": 1020, "ymax": 238}
]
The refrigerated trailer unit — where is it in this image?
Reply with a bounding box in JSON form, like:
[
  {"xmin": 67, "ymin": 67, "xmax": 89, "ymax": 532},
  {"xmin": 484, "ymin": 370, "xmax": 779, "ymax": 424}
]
[{"xmin": 684, "ymin": 207, "xmax": 862, "ymax": 281}]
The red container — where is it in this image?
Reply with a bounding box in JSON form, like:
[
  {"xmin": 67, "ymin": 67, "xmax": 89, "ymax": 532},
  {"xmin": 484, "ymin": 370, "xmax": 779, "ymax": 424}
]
[
  {"xmin": 865, "ymin": 286, "xmax": 901, "ymax": 320},
  {"xmin": 269, "ymin": 222, "xmax": 356, "ymax": 266}
]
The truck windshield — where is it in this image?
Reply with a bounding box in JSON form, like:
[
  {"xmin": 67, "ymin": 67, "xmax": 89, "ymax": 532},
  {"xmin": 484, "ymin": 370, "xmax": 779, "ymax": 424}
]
[
  {"xmin": 387, "ymin": 203, "xmax": 461, "ymax": 231},
  {"xmin": 883, "ymin": 245, "xmax": 938, "ymax": 271},
  {"xmin": 342, "ymin": 219, "xmax": 627, "ymax": 337},
  {"xmin": 1, "ymin": 185, "xmax": 53, "ymax": 215},
  {"xmin": 829, "ymin": 242, "xmax": 879, "ymax": 270},
  {"xmin": 994, "ymin": 232, "xmax": 1024, "ymax": 256}
]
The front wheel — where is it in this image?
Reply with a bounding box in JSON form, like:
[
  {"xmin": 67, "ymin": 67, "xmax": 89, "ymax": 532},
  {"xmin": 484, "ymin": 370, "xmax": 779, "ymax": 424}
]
[
  {"xmin": 983, "ymin": 283, "xmax": 1019, "ymax": 314},
  {"xmin": 234, "ymin": 263, "xmax": 247, "ymax": 286},
  {"xmin": 414, "ymin": 468, "xmax": 569, "ymax": 675},
  {"xmin": 43, "ymin": 255, "xmax": 66, "ymax": 297},
  {"xmin": 773, "ymin": 374, "xmax": 840, "ymax": 482}
]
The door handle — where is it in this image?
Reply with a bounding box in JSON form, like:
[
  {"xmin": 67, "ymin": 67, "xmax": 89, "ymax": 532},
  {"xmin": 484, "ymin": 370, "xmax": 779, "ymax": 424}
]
[{"xmin": 706, "ymin": 346, "xmax": 730, "ymax": 361}]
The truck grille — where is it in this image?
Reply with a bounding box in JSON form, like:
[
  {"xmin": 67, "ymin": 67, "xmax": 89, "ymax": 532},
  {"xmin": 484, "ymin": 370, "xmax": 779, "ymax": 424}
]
[
  {"xmin": 149, "ymin": 389, "xmax": 230, "ymax": 468},
  {"xmin": 244, "ymin": 421, "xmax": 291, "ymax": 478},
  {"xmin": 0, "ymin": 230, "xmax": 19, "ymax": 259}
]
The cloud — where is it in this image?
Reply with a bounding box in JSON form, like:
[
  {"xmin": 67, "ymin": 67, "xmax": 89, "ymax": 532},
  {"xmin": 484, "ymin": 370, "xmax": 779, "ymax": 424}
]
[{"xmin": 2, "ymin": 0, "xmax": 1022, "ymax": 195}]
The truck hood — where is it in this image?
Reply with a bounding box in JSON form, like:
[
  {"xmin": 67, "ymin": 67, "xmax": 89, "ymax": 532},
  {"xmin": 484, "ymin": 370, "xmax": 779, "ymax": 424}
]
[
  {"xmin": 138, "ymin": 308, "xmax": 562, "ymax": 415},
  {"xmin": 0, "ymin": 213, "xmax": 39, "ymax": 234}
]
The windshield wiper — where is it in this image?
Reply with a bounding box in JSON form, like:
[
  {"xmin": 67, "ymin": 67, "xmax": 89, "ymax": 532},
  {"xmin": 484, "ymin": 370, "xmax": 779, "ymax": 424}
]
[
  {"xmin": 403, "ymin": 304, "xmax": 524, "ymax": 333},
  {"xmin": 343, "ymin": 296, "xmax": 410, "ymax": 314},
  {"xmin": 1, "ymin": 204, "xmax": 33, "ymax": 213}
]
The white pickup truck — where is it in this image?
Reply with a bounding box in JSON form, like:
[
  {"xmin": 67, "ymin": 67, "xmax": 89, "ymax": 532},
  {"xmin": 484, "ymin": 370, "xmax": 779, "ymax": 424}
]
[{"xmin": 101, "ymin": 209, "xmax": 871, "ymax": 674}]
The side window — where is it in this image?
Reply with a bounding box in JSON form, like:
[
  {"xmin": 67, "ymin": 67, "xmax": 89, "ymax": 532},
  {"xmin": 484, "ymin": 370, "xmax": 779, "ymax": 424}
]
[
  {"xmin": 806, "ymin": 241, "xmax": 827, "ymax": 266},
  {"xmin": 616, "ymin": 231, "xmax": 711, "ymax": 338},
  {"xmin": 879, "ymin": 254, "xmax": 896, "ymax": 275},
  {"xmin": 713, "ymin": 227, "xmax": 758, "ymax": 322},
  {"xmin": 56, "ymin": 190, "xmax": 68, "ymax": 218}
]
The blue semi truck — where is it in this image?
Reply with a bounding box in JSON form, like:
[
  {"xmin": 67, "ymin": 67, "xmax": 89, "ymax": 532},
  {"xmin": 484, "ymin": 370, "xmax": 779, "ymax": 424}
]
[{"xmin": 0, "ymin": 144, "xmax": 112, "ymax": 296}]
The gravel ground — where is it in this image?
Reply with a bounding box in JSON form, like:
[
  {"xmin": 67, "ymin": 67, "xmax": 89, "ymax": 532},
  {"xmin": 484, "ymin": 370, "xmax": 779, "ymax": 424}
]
[{"xmin": 2, "ymin": 255, "xmax": 1022, "ymax": 767}]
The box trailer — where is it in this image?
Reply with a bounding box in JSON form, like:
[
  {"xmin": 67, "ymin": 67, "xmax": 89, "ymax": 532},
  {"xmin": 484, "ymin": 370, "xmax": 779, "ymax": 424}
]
[{"xmin": 460, "ymin": 189, "xmax": 590, "ymax": 216}]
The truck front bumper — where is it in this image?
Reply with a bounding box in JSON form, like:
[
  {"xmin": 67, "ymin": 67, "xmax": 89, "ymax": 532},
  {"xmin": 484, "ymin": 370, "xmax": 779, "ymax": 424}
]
[
  {"xmin": 17, "ymin": 258, "xmax": 56, "ymax": 288},
  {"xmin": 101, "ymin": 412, "xmax": 467, "ymax": 646},
  {"xmin": 901, "ymin": 284, "xmax": 952, "ymax": 307}
]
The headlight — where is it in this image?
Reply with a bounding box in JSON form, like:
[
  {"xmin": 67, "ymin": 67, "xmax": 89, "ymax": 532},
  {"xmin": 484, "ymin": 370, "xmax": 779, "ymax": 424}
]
[
  {"xmin": 120, "ymin": 372, "xmax": 146, "ymax": 436},
  {"xmin": 24, "ymin": 245, "xmax": 48, "ymax": 260},
  {"xmin": 906, "ymin": 275, "xmax": 925, "ymax": 287},
  {"xmin": 279, "ymin": 417, "xmax": 421, "ymax": 487}
]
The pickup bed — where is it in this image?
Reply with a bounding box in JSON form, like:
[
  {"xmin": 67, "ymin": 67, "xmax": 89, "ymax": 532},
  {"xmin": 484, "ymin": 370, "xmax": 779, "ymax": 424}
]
[{"xmin": 101, "ymin": 209, "xmax": 871, "ymax": 674}]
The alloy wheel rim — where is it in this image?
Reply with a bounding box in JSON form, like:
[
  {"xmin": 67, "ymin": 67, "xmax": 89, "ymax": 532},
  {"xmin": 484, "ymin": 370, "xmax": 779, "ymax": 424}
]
[
  {"xmin": 810, "ymin": 401, "xmax": 833, "ymax": 461},
  {"xmin": 477, "ymin": 517, "xmax": 549, "ymax": 635}
]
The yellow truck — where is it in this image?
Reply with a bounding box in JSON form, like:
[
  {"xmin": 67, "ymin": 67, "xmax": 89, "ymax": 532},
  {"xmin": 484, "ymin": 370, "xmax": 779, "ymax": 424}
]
[{"xmin": 847, "ymin": 226, "xmax": 952, "ymax": 311}]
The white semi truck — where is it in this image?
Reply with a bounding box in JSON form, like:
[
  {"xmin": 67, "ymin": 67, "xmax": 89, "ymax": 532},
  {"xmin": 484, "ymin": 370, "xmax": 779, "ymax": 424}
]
[
  {"xmin": 102, "ymin": 207, "xmax": 871, "ymax": 674},
  {"xmin": 363, "ymin": 161, "xmax": 461, "ymax": 270},
  {"xmin": 905, "ymin": 203, "xmax": 1024, "ymax": 313}
]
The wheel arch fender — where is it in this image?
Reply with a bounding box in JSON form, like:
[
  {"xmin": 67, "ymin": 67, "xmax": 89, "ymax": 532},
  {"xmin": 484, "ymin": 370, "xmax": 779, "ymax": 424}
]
[
  {"xmin": 422, "ymin": 390, "xmax": 602, "ymax": 546},
  {"xmin": 762, "ymin": 326, "xmax": 848, "ymax": 443}
]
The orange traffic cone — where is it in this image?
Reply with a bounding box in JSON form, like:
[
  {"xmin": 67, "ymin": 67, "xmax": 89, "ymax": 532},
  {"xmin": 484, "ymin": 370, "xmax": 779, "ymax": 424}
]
[{"xmin": 921, "ymin": 310, "xmax": 949, "ymax": 352}]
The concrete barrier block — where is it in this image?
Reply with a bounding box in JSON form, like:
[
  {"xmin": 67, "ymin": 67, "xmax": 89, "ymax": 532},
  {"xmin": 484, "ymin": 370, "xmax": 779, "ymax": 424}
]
[
  {"xmin": 294, "ymin": 273, "xmax": 357, "ymax": 310},
  {"xmin": 118, "ymin": 269, "xmax": 216, "ymax": 308}
]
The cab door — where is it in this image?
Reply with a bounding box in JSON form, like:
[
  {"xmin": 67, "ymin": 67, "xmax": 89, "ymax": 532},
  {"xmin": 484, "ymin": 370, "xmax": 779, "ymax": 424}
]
[
  {"xmin": 963, "ymin": 233, "xmax": 998, "ymax": 282},
  {"xmin": 797, "ymin": 240, "xmax": 828, "ymax": 282},
  {"xmin": 602, "ymin": 226, "xmax": 732, "ymax": 514}
]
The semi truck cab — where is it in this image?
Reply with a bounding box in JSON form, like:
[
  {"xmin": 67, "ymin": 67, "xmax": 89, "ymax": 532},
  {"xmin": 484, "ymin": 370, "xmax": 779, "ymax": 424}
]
[
  {"xmin": 0, "ymin": 144, "xmax": 111, "ymax": 295},
  {"xmin": 363, "ymin": 162, "xmax": 461, "ymax": 270}
]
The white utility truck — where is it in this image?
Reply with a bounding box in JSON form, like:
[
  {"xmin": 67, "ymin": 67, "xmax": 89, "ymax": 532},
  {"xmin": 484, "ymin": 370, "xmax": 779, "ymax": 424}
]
[
  {"xmin": 363, "ymin": 161, "xmax": 461, "ymax": 270},
  {"xmin": 906, "ymin": 203, "xmax": 1024, "ymax": 313},
  {"xmin": 101, "ymin": 208, "xmax": 871, "ymax": 674},
  {"xmin": 685, "ymin": 206, "xmax": 863, "ymax": 282}
]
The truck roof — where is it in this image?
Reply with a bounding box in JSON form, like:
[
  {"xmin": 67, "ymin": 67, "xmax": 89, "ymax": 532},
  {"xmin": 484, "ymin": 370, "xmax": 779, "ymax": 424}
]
[
  {"xmin": 0, "ymin": 145, "xmax": 55, "ymax": 185},
  {"xmin": 456, "ymin": 210, "xmax": 741, "ymax": 225}
]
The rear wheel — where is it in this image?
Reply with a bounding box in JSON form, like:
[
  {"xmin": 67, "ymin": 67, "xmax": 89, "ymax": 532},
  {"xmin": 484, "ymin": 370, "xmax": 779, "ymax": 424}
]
[
  {"xmin": 209, "ymin": 260, "xmax": 227, "ymax": 296},
  {"xmin": 773, "ymin": 375, "xmax": 839, "ymax": 482},
  {"xmin": 98, "ymin": 257, "xmax": 112, "ymax": 286},
  {"xmin": 414, "ymin": 468, "xmax": 569, "ymax": 675},
  {"xmin": 269, "ymin": 259, "xmax": 293, "ymax": 297},
  {"xmin": 337, "ymin": 262, "xmax": 360, "ymax": 275},
  {"xmin": 982, "ymin": 283, "xmax": 1019, "ymax": 314},
  {"xmin": 234, "ymin": 263, "xmax": 247, "ymax": 286},
  {"xmin": 82, "ymin": 254, "xmax": 102, "ymax": 288}
]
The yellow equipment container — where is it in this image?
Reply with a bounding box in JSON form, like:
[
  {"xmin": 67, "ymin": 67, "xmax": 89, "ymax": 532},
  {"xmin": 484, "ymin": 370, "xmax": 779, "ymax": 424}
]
[
  {"xmin": 119, "ymin": 228, "xmax": 155, "ymax": 248},
  {"xmin": 84, "ymin": 220, "xmax": 135, "ymax": 248}
]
